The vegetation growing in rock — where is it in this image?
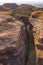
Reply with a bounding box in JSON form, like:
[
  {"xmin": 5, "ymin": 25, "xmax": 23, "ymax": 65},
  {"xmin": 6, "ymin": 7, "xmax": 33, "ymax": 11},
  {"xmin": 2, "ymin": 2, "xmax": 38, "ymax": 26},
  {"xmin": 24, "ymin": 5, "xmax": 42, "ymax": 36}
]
[{"xmin": 10, "ymin": 4, "xmax": 38, "ymax": 20}]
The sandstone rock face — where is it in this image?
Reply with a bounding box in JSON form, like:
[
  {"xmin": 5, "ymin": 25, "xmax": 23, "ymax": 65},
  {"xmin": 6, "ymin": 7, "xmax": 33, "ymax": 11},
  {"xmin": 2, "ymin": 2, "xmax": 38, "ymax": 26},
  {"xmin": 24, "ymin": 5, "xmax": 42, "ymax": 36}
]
[
  {"xmin": 29, "ymin": 17, "xmax": 43, "ymax": 65},
  {"xmin": 0, "ymin": 15, "xmax": 27, "ymax": 65}
]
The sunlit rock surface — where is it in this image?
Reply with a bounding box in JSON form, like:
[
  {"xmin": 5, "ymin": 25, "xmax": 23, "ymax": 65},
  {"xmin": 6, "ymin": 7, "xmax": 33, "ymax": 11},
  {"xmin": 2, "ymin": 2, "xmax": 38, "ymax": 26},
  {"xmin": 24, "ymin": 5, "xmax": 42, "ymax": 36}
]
[
  {"xmin": 29, "ymin": 16, "xmax": 43, "ymax": 65},
  {"xmin": 0, "ymin": 15, "xmax": 27, "ymax": 65}
]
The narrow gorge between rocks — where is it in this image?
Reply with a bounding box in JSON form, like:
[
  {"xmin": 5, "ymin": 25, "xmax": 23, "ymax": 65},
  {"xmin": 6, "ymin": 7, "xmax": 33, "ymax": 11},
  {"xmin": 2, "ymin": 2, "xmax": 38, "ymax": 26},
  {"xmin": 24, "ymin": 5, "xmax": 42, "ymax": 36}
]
[
  {"xmin": 0, "ymin": 14, "xmax": 43, "ymax": 65},
  {"xmin": 20, "ymin": 17, "xmax": 36, "ymax": 65}
]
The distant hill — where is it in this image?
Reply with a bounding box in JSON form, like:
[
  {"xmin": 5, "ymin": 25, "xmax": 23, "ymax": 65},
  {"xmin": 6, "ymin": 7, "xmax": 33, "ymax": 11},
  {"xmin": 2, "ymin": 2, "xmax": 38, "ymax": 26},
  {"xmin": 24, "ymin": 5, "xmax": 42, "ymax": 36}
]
[
  {"xmin": 3, "ymin": 3, "xmax": 18, "ymax": 11},
  {"xmin": 0, "ymin": 3, "xmax": 38, "ymax": 12},
  {"xmin": 0, "ymin": 3, "xmax": 42, "ymax": 17},
  {"xmin": 20, "ymin": 4, "xmax": 38, "ymax": 11},
  {"xmin": 14, "ymin": 4, "xmax": 38, "ymax": 16},
  {"xmin": 0, "ymin": 3, "xmax": 18, "ymax": 12},
  {"xmin": 0, "ymin": 5, "xmax": 9, "ymax": 11},
  {"xmin": 20, "ymin": 4, "xmax": 37, "ymax": 10}
]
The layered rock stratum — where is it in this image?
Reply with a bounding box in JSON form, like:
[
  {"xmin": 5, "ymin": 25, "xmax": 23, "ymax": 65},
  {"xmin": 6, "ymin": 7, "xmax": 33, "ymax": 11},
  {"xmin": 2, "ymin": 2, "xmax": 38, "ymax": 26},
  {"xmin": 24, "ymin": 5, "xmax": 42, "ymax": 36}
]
[
  {"xmin": 29, "ymin": 13, "xmax": 43, "ymax": 65},
  {"xmin": 0, "ymin": 15, "xmax": 28, "ymax": 65},
  {"xmin": 0, "ymin": 10, "xmax": 43, "ymax": 65}
]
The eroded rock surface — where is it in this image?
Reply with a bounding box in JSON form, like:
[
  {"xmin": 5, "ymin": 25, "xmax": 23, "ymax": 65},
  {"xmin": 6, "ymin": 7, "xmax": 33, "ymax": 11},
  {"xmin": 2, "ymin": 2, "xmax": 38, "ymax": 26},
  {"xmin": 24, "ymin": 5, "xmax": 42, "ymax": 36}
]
[
  {"xmin": 29, "ymin": 16, "xmax": 43, "ymax": 65},
  {"xmin": 0, "ymin": 12, "xmax": 43, "ymax": 65},
  {"xmin": 0, "ymin": 15, "xmax": 27, "ymax": 65}
]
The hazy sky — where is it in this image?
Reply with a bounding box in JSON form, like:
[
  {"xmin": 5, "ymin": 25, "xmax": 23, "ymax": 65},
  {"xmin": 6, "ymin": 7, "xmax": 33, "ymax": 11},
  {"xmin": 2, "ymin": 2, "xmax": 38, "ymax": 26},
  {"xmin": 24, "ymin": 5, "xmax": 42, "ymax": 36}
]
[{"xmin": 0, "ymin": 0, "xmax": 43, "ymax": 5}]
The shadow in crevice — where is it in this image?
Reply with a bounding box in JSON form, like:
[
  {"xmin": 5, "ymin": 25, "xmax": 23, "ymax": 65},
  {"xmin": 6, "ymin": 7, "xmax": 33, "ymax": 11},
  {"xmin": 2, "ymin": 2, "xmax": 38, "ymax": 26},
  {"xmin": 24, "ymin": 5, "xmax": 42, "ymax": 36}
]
[
  {"xmin": 38, "ymin": 38, "xmax": 43, "ymax": 44},
  {"xmin": 26, "ymin": 21, "xmax": 36, "ymax": 65},
  {"xmin": 38, "ymin": 58, "xmax": 43, "ymax": 65},
  {"xmin": 0, "ymin": 47, "xmax": 20, "ymax": 65},
  {"xmin": 19, "ymin": 16, "xmax": 36, "ymax": 65},
  {"xmin": 36, "ymin": 44, "xmax": 43, "ymax": 50}
]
